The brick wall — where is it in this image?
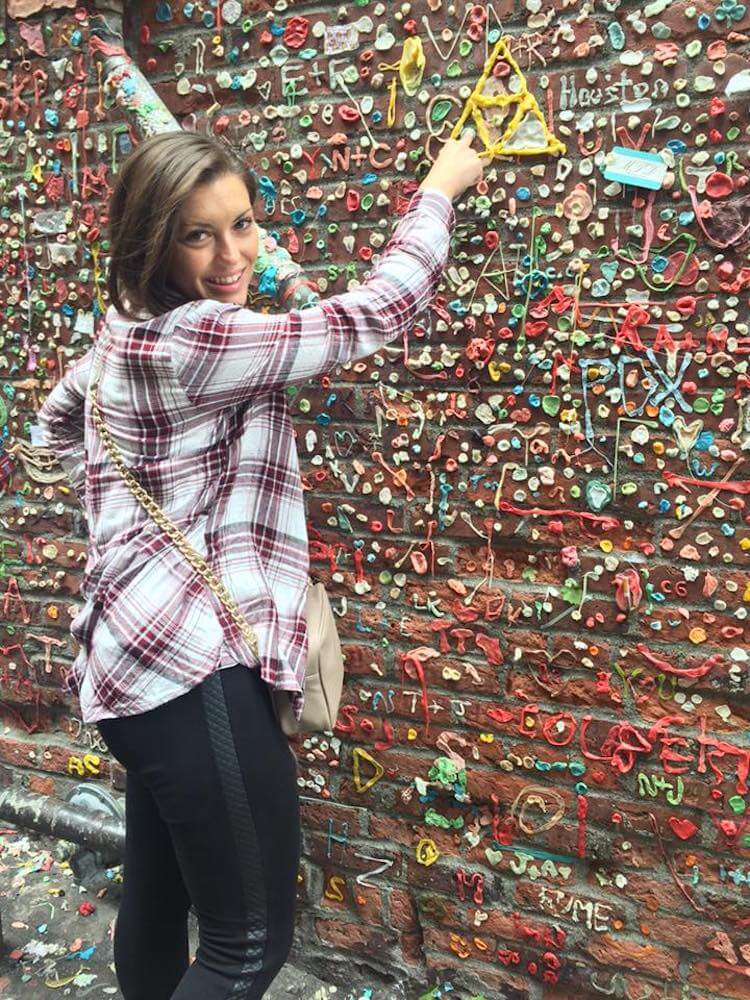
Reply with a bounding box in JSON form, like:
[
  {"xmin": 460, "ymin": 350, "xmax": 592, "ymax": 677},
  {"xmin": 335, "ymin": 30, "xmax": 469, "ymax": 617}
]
[{"xmin": 1, "ymin": 1, "xmax": 749, "ymax": 997}]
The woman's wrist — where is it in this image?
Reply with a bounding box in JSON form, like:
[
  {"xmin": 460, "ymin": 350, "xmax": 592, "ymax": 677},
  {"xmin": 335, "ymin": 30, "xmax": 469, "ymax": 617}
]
[{"xmin": 418, "ymin": 176, "xmax": 456, "ymax": 201}]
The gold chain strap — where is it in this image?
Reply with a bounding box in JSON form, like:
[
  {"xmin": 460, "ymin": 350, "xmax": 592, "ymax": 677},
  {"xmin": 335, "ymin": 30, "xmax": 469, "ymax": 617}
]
[{"xmin": 88, "ymin": 379, "xmax": 259, "ymax": 658}]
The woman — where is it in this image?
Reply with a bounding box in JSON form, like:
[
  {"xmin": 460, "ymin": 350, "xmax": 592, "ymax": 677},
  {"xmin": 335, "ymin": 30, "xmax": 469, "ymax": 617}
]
[{"xmin": 38, "ymin": 129, "xmax": 482, "ymax": 999}]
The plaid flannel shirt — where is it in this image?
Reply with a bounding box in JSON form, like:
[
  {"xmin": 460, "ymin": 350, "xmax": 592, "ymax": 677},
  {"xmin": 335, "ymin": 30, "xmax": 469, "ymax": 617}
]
[{"xmin": 37, "ymin": 188, "xmax": 454, "ymax": 723}]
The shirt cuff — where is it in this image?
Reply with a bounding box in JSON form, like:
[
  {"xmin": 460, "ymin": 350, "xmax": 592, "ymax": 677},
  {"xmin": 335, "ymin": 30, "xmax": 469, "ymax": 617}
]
[
  {"xmin": 417, "ymin": 186, "xmax": 453, "ymax": 205},
  {"xmin": 410, "ymin": 187, "xmax": 456, "ymax": 228}
]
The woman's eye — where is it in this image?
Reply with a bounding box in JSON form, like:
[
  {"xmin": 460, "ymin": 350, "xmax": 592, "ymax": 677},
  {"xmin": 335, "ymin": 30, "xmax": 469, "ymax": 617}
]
[{"xmin": 184, "ymin": 219, "xmax": 252, "ymax": 241}]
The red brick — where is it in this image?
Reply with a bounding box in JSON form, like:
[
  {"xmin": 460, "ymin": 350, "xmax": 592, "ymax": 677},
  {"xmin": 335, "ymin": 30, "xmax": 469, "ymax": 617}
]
[
  {"xmin": 689, "ymin": 960, "xmax": 750, "ymax": 1000},
  {"xmin": 642, "ymin": 913, "xmax": 711, "ymax": 952},
  {"xmin": 389, "ymin": 888, "xmax": 418, "ymax": 932},
  {"xmin": 314, "ymin": 917, "xmax": 394, "ymax": 954},
  {"xmin": 399, "ymin": 930, "xmax": 424, "ymax": 966},
  {"xmin": 583, "ymin": 935, "xmax": 680, "ymax": 980},
  {"xmin": 299, "ymin": 800, "xmax": 364, "ymax": 835},
  {"xmin": 27, "ymin": 774, "xmax": 55, "ymax": 796},
  {"xmin": 424, "ymin": 947, "xmax": 532, "ymax": 997}
]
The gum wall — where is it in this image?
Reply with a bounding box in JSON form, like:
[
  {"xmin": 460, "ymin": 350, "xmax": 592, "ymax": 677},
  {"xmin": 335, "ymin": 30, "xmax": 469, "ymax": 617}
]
[{"xmin": 0, "ymin": 1, "xmax": 749, "ymax": 997}]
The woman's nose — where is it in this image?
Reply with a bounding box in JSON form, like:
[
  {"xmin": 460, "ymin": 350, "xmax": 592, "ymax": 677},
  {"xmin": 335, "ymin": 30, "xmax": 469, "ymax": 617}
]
[{"xmin": 215, "ymin": 235, "xmax": 242, "ymax": 262}]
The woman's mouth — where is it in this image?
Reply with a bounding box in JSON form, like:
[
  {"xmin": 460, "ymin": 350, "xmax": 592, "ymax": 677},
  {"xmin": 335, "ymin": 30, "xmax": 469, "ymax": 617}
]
[{"xmin": 205, "ymin": 269, "xmax": 245, "ymax": 291}]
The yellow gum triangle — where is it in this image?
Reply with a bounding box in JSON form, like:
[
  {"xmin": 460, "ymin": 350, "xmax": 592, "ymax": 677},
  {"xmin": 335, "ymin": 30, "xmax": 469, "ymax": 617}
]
[
  {"xmin": 450, "ymin": 36, "xmax": 566, "ymax": 159},
  {"xmin": 352, "ymin": 746, "xmax": 385, "ymax": 792}
]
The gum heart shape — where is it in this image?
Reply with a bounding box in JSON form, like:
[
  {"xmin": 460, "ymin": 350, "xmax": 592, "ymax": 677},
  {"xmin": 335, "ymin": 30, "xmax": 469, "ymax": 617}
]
[
  {"xmin": 667, "ymin": 817, "xmax": 698, "ymax": 840},
  {"xmin": 600, "ymin": 260, "xmax": 619, "ymax": 284},
  {"xmin": 585, "ymin": 479, "xmax": 612, "ymax": 512},
  {"xmin": 672, "ymin": 416, "xmax": 703, "ymax": 454},
  {"xmin": 333, "ymin": 430, "xmax": 355, "ymax": 454}
]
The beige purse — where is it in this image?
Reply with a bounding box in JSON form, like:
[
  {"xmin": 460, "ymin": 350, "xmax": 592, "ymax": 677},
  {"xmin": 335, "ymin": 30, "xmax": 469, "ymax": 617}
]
[{"xmin": 88, "ymin": 376, "xmax": 345, "ymax": 737}]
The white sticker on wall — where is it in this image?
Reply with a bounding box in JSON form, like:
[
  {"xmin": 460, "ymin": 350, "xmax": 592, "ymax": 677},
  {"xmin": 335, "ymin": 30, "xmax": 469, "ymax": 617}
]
[{"xmin": 603, "ymin": 147, "xmax": 668, "ymax": 191}]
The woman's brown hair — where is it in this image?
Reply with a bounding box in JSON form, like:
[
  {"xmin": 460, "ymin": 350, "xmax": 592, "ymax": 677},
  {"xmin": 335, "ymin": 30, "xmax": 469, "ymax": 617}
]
[{"xmin": 107, "ymin": 131, "xmax": 257, "ymax": 319}]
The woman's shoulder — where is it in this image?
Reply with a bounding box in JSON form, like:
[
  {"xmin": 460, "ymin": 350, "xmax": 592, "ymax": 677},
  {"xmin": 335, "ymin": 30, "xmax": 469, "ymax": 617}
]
[
  {"xmin": 168, "ymin": 299, "xmax": 265, "ymax": 339},
  {"xmin": 105, "ymin": 301, "xmax": 199, "ymax": 335}
]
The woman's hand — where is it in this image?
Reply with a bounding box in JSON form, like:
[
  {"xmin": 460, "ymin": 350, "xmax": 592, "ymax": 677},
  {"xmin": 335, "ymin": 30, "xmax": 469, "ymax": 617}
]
[{"xmin": 419, "ymin": 129, "xmax": 484, "ymax": 201}]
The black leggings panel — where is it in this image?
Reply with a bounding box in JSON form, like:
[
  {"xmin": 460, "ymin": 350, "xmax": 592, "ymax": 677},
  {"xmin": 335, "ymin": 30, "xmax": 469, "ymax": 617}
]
[{"xmin": 97, "ymin": 664, "xmax": 301, "ymax": 1000}]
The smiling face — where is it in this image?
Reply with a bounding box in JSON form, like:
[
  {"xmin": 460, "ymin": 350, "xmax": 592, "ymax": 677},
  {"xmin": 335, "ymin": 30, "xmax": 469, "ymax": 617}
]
[{"xmin": 167, "ymin": 172, "xmax": 259, "ymax": 306}]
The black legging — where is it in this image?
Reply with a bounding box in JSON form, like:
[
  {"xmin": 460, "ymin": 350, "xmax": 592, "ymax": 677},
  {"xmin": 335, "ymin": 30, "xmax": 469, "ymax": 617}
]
[{"xmin": 97, "ymin": 664, "xmax": 300, "ymax": 1000}]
